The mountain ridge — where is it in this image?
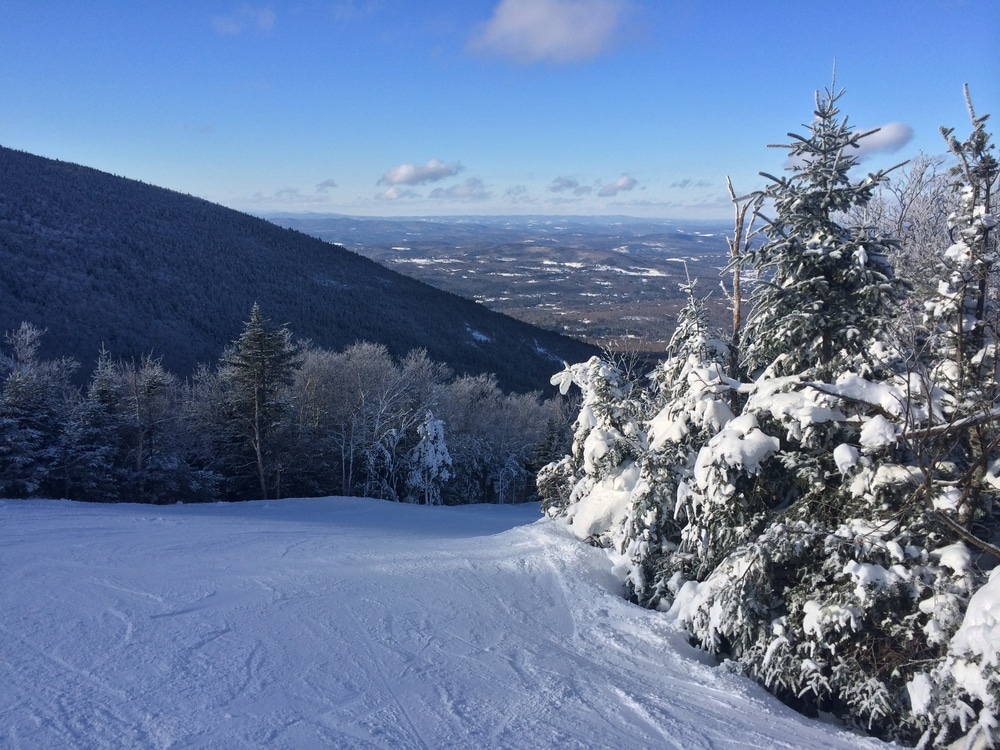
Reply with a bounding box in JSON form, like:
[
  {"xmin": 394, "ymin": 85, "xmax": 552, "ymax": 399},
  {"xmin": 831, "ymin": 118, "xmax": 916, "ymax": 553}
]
[{"xmin": 0, "ymin": 146, "xmax": 598, "ymax": 392}]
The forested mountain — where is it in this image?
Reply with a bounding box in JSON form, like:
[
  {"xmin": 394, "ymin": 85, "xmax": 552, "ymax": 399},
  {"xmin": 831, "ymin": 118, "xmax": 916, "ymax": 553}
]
[{"xmin": 0, "ymin": 146, "xmax": 598, "ymax": 393}]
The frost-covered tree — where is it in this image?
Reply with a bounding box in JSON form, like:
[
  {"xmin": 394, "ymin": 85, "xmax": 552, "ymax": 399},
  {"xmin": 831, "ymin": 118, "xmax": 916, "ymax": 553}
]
[
  {"xmin": 0, "ymin": 323, "xmax": 78, "ymax": 498},
  {"xmin": 62, "ymin": 350, "xmax": 129, "ymax": 501},
  {"xmin": 438, "ymin": 373, "xmax": 549, "ymax": 504},
  {"xmin": 118, "ymin": 354, "xmax": 206, "ymax": 504},
  {"xmin": 742, "ymin": 83, "xmax": 905, "ymax": 378},
  {"xmin": 405, "ymin": 411, "xmax": 452, "ymax": 505},
  {"xmin": 542, "ymin": 356, "xmax": 646, "ymax": 543},
  {"xmin": 925, "ymin": 88, "xmax": 999, "ymax": 401},
  {"xmin": 896, "ymin": 90, "xmax": 1000, "ymax": 749},
  {"xmin": 850, "ymin": 154, "xmax": 956, "ymax": 297}
]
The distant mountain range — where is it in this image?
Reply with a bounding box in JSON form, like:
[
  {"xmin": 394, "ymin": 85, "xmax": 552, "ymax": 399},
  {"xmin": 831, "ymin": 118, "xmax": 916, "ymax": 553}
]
[
  {"xmin": 267, "ymin": 213, "xmax": 734, "ymax": 351},
  {"xmin": 0, "ymin": 146, "xmax": 599, "ymax": 393}
]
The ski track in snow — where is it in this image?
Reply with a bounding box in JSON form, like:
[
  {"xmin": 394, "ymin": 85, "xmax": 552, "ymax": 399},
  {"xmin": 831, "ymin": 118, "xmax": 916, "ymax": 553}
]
[{"xmin": 0, "ymin": 497, "xmax": 895, "ymax": 749}]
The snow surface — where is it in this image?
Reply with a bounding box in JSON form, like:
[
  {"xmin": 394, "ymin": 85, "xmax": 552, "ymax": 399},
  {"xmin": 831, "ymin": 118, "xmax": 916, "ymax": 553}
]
[{"xmin": 0, "ymin": 497, "xmax": 893, "ymax": 749}]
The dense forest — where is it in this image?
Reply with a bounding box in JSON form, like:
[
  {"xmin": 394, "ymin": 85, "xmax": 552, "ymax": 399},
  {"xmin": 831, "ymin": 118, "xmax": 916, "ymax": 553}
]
[
  {"xmin": 0, "ymin": 307, "xmax": 570, "ymax": 505},
  {"xmin": 541, "ymin": 86, "xmax": 999, "ymax": 747},
  {"xmin": 0, "ymin": 145, "xmax": 598, "ymax": 394}
]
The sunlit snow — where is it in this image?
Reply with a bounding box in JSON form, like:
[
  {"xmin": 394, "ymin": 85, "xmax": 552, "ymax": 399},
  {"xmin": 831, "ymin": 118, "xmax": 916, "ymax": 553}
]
[{"xmin": 1, "ymin": 498, "xmax": 892, "ymax": 749}]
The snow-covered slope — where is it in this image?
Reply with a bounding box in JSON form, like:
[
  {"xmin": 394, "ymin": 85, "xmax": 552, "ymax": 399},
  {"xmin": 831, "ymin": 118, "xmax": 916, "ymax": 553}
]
[{"xmin": 1, "ymin": 498, "xmax": 891, "ymax": 749}]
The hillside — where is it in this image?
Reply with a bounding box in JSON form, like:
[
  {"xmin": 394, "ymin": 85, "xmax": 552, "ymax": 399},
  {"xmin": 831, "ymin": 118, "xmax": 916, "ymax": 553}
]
[{"xmin": 0, "ymin": 147, "xmax": 598, "ymax": 392}]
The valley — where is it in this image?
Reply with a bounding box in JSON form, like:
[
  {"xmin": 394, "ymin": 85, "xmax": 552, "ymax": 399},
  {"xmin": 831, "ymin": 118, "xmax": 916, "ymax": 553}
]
[{"xmin": 271, "ymin": 215, "xmax": 735, "ymax": 354}]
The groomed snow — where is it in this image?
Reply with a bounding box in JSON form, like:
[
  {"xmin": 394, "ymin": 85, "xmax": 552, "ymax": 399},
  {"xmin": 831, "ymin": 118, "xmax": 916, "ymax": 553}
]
[{"xmin": 0, "ymin": 498, "xmax": 892, "ymax": 749}]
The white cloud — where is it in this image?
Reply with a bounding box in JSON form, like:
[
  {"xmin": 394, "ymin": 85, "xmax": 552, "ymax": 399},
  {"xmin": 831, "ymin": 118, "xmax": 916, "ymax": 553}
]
[
  {"xmin": 598, "ymin": 174, "xmax": 637, "ymax": 197},
  {"xmin": 316, "ymin": 178, "xmax": 338, "ymax": 191},
  {"xmin": 469, "ymin": 0, "xmax": 629, "ymax": 64},
  {"xmin": 548, "ymin": 176, "xmax": 578, "ymax": 192},
  {"xmin": 855, "ymin": 122, "xmax": 914, "ymax": 161},
  {"xmin": 506, "ymin": 185, "xmax": 537, "ymax": 204},
  {"xmin": 549, "ymin": 176, "xmax": 595, "ymax": 195},
  {"xmin": 430, "ymin": 178, "xmax": 491, "ymax": 202},
  {"xmin": 376, "ymin": 186, "xmax": 418, "ymax": 201},
  {"xmin": 670, "ymin": 178, "xmax": 712, "ymax": 189},
  {"xmin": 378, "ymin": 159, "xmax": 463, "ymax": 186},
  {"xmin": 211, "ymin": 7, "xmax": 276, "ymax": 35}
]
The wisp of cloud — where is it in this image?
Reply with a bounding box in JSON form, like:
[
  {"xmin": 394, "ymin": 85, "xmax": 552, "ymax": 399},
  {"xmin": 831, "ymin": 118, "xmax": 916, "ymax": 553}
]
[
  {"xmin": 379, "ymin": 159, "xmax": 463, "ymax": 186},
  {"xmin": 469, "ymin": 0, "xmax": 628, "ymax": 64}
]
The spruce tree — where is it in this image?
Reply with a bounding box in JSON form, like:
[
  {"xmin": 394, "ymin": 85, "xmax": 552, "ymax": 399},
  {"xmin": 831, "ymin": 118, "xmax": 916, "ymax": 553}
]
[
  {"xmin": 0, "ymin": 323, "xmax": 78, "ymax": 498},
  {"xmin": 63, "ymin": 350, "xmax": 129, "ymax": 501},
  {"xmin": 742, "ymin": 83, "xmax": 905, "ymax": 378},
  {"xmin": 623, "ymin": 280, "xmax": 734, "ymax": 606},
  {"xmin": 220, "ymin": 304, "xmax": 302, "ymax": 499},
  {"xmin": 541, "ymin": 356, "xmax": 645, "ymax": 542}
]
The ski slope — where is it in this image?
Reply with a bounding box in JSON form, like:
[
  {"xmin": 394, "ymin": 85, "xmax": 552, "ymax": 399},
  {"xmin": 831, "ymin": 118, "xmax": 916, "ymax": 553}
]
[{"xmin": 0, "ymin": 497, "xmax": 893, "ymax": 749}]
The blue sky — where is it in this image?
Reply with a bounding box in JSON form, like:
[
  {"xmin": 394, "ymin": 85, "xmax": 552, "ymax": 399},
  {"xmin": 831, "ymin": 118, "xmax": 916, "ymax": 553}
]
[{"xmin": 2, "ymin": 1, "xmax": 998, "ymax": 219}]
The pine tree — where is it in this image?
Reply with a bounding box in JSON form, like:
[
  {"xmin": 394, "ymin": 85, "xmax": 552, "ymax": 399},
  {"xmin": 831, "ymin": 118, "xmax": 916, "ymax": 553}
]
[
  {"xmin": 63, "ymin": 349, "xmax": 129, "ymax": 501},
  {"xmin": 219, "ymin": 304, "xmax": 302, "ymax": 499},
  {"xmin": 0, "ymin": 323, "xmax": 78, "ymax": 497},
  {"xmin": 623, "ymin": 280, "xmax": 735, "ymax": 605},
  {"xmin": 742, "ymin": 83, "xmax": 905, "ymax": 378},
  {"xmin": 540, "ymin": 356, "xmax": 646, "ymax": 542}
]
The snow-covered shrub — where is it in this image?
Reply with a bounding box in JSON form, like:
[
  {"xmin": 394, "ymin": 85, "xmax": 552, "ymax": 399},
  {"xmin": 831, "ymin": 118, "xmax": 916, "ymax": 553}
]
[
  {"xmin": 622, "ymin": 283, "xmax": 735, "ymax": 606},
  {"xmin": 912, "ymin": 566, "xmax": 1000, "ymax": 749},
  {"xmin": 541, "ymin": 356, "xmax": 646, "ymax": 544},
  {"xmin": 537, "ymin": 455, "xmax": 576, "ymax": 516}
]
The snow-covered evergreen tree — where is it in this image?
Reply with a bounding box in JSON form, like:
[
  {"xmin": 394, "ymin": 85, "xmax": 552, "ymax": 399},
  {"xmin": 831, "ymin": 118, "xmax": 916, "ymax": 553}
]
[
  {"xmin": 668, "ymin": 84, "xmax": 954, "ymax": 742},
  {"xmin": 405, "ymin": 411, "xmax": 452, "ymax": 505},
  {"xmin": 219, "ymin": 303, "xmax": 302, "ymax": 499},
  {"xmin": 63, "ymin": 350, "xmax": 129, "ymax": 501},
  {"xmin": 541, "ymin": 356, "xmax": 645, "ymax": 544},
  {"xmin": 900, "ymin": 90, "xmax": 1000, "ymax": 749},
  {"xmin": 742, "ymin": 84, "xmax": 905, "ymax": 378},
  {"xmin": 0, "ymin": 323, "xmax": 78, "ymax": 498},
  {"xmin": 622, "ymin": 281, "xmax": 735, "ymax": 606},
  {"xmin": 541, "ymin": 85, "xmax": 1000, "ymax": 746}
]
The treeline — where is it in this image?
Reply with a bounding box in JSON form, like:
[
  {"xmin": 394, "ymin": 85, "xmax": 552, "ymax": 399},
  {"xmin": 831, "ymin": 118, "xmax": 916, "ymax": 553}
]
[{"xmin": 0, "ymin": 306, "xmax": 569, "ymax": 504}]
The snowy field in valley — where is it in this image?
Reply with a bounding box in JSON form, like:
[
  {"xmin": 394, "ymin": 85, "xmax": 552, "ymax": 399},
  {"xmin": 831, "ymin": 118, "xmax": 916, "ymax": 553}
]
[{"xmin": 0, "ymin": 497, "xmax": 895, "ymax": 749}]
